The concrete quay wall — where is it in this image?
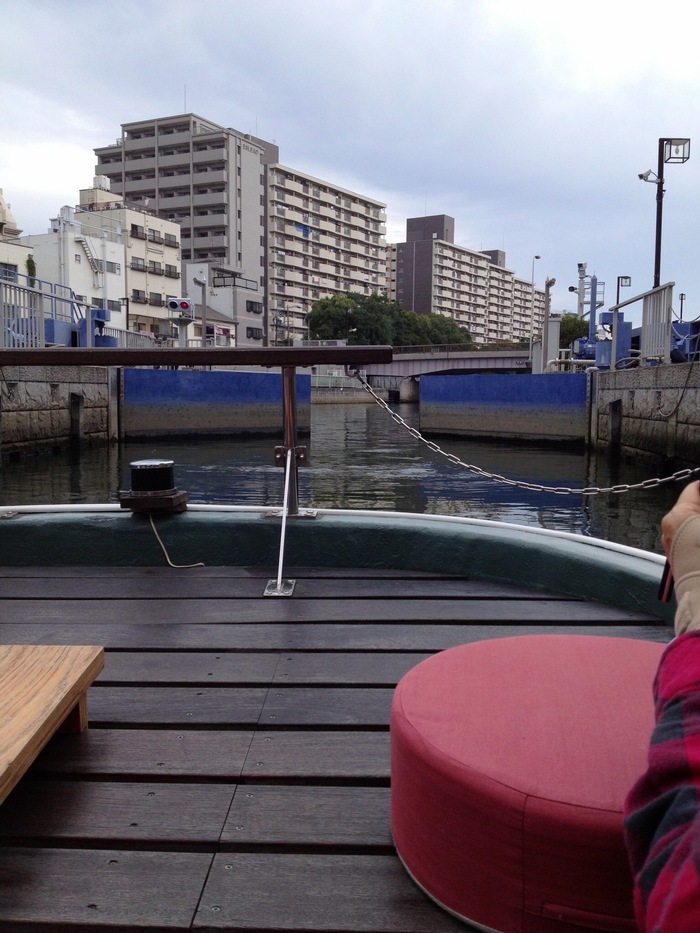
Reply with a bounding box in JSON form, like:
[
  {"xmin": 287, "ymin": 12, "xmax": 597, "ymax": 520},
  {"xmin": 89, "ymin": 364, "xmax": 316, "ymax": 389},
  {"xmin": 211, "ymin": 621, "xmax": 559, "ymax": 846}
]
[
  {"xmin": 0, "ymin": 365, "xmax": 116, "ymax": 454},
  {"xmin": 121, "ymin": 368, "xmax": 310, "ymax": 438},
  {"xmin": 419, "ymin": 373, "xmax": 589, "ymax": 443},
  {"xmin": 0, "ymin": 367, "xmax": 311, "ymax": 457},
  {"xmin": 595, "ymin": 364, "xmax": 700, "ymax": 463}
]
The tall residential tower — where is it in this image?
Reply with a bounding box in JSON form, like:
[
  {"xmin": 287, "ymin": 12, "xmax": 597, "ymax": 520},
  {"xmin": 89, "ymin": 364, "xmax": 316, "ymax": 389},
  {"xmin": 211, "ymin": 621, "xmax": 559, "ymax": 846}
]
[{"xmin": 94, "ymin": 114, "xmax": 278, "ymax": 345}]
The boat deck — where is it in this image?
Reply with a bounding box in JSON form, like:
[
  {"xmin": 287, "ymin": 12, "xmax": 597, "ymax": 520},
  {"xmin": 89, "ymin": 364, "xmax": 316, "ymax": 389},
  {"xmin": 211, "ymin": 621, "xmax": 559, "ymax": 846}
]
[{"xmin": 0, "ymin": 564, "xmax": 671, "ymax": 932}]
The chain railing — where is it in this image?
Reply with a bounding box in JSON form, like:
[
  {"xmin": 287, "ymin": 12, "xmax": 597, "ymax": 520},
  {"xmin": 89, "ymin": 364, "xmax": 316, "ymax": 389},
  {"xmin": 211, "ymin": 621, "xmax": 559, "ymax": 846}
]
[{"xmin": 354, "ymin": 372, "xmax": 700, "ymax": 496}]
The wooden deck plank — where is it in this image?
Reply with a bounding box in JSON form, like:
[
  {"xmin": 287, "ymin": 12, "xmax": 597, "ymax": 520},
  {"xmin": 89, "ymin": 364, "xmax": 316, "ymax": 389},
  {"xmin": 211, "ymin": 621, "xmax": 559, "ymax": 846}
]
[
  {"xmin": 0, "ymin": 847, "xmax": 212, "ymax": 930},
  {"xmin": 0, "ymin": 575, "xmax": 557, "ymax": 600},
  {"xmin": 100, "ymin": 651, "xmax": 282, "ymax": 685},
  {"xmin": 195, "ymin": 853, "xmax": 465, "ymax": 932},
  {"xmin": 35, "ymin": 729, "xmax": 255, "ymax": 780},
  {"xmin": 0, "ymin": 780, "xmax": 236, "ymax": 848},
  {"xmin": 0, "ymin": 622, "xmax": 672, "ymax": 651},
  {"xmin": 0, "ymin": 596, "xmax": 660, "ymax": 624},
  {"xmin": 271, "ymin": 652, "xmax": 434, "ymax": 685},
  {"xmin": 97, "ymin": 651, "xmax": 433, "ymax": 686},
  {"xmin": 88, "ymin": 685, "xmax": 393, "ymax": 730},
  {"xmin": 87, "ymin": 686, "xmax": 269, "ymax": 727},
  {"xmin": 258, "ymin": 687, "xmax": 394, "ymax": 728},
  {"xmin": 220, "ymin": 785, "xmax": 392, "ymax": 850},
  {"xmin": 0, "ymin": 565, "xmax": 472, "ymax": 581},
  {"xmin": 241, "ymin": 731, "xmax": 390, "ymax": 782}
]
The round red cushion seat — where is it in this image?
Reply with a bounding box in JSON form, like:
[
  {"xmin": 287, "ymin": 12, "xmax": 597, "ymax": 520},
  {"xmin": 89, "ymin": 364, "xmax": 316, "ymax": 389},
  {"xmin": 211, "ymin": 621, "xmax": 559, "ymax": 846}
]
[{"xmin": 390, "ymin": 634, "xmax": 665, "ymax": 933}]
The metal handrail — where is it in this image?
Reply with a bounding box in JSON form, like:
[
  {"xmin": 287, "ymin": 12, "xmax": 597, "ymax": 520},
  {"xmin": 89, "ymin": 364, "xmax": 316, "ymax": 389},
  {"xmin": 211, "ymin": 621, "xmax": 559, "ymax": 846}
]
[{"xmin": 0, "ymin": 346, "xmax": 393, "ymax": 368}]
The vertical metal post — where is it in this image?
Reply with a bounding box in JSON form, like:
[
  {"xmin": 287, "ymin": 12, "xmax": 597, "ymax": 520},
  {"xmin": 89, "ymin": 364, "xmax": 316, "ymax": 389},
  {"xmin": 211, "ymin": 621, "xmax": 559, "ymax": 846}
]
[
  {"xmin": 281, "ymin": 365, "xmax": 299, "ymax": 516},
  {"xmin": 587, "ymin": 277, "xmax": 598, "ymax": 344},
  {"xmin": 653, "ymin": 138, "xmax": 665, "ymax": 290}
]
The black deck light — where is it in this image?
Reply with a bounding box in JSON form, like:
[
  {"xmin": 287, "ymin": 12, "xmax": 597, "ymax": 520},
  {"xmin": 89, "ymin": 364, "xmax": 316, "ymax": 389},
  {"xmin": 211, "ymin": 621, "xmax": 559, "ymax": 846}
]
[
  {"xmin": 639, "ymin": 137, "xmax": 690, "ymax": 288},
  {"xmin": 119, "ymin": 459, "xmax": 188, "ymax": 513}
]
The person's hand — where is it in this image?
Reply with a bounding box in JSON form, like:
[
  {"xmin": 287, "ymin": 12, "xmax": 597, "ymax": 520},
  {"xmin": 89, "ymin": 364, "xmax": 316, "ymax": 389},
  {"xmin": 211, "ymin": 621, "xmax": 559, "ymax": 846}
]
[
  {"xmin": 661, "ymin": 481, "xmax": 700, "ymax": 636},
  {"xmin": 661, "ymin": 481, "xmax": 700, "ymax": 561}
]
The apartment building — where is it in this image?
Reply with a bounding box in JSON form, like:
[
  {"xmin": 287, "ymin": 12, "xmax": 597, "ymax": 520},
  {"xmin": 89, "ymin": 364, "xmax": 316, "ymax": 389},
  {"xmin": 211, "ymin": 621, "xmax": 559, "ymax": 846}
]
[
  {"xmin": 267, "ymin": 166, "xmax": 387, "ymax": 342},
  {"xmin": 94, "ymin": 114, "xmax": 277, "ymax": 346},
  {"xmin": 391, "ymin": 215, "xmax": 545, "ymax": 345},
  {"xmin": 18, "ymin": 179, "xmax": 183, "ymax": 336}
]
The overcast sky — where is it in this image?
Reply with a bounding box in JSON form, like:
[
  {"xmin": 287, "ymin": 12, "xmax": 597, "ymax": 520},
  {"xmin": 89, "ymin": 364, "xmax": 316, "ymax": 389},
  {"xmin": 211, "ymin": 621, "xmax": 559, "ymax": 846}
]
[{"xmin": 3, "ymin": 0, "xmax": 698, "ymax": 323}]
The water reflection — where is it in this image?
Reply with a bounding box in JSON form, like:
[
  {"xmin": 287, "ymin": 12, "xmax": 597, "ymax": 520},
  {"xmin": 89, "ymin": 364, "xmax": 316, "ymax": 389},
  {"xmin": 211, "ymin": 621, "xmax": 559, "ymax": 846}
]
[{"xmin": 0, "ymin": 402, "xmax": 682, "ymax": 552}]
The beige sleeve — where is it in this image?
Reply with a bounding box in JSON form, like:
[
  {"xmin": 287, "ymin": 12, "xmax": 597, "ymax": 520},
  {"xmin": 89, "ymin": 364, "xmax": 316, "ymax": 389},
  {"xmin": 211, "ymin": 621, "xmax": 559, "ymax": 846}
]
[{"xmin": 671, "ymin": 515, "xmax": 700, "ymax": 636}]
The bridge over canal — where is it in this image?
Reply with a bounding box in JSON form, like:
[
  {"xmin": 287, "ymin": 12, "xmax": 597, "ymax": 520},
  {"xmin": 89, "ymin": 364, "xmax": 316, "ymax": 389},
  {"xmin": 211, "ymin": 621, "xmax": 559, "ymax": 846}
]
[{"xmin": 361, "ymin": 346, "xmax": 531, "ymax": 378}]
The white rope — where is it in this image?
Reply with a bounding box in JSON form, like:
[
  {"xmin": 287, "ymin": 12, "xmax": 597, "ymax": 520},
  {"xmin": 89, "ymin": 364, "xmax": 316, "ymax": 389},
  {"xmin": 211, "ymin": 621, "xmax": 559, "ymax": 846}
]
[{"xmin": 148, "ymin": 513, "xmax": 204, "ymax": 568}]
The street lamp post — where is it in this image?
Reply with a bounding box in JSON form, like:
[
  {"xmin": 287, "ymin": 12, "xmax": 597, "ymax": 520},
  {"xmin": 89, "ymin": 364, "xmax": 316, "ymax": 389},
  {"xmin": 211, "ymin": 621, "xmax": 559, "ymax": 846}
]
[
  {"xmin": 612, "ymin": 277, "xmax": 631, "ymax": 367},
  {"xmin": 616, "ymin": 276, "xmax": 631, "ymax": 306},
  {"xmin": 639, "ymin": 138, "xmax": 690, "ymax": 289}
]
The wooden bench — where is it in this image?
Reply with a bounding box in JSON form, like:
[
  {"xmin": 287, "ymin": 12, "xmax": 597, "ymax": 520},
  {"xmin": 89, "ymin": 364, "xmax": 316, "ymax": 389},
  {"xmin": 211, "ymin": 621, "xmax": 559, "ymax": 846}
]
[{"xmin": 0, "ymin": 645, "xmax": 104, "ymax": 806}]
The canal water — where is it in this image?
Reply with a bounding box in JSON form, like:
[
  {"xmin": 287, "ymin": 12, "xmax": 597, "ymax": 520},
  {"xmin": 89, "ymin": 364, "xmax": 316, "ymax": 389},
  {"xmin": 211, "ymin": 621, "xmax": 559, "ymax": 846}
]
[{"xmin": 0, "ymin": 401, "xmax": 687, "ymax": 554}]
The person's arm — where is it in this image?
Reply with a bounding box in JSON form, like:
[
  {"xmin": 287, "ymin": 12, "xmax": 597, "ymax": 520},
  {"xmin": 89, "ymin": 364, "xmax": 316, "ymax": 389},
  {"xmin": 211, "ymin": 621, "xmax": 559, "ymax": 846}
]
[{"xmin": 624, "ymin": 481, "xmax": 700, "ymax": 931}]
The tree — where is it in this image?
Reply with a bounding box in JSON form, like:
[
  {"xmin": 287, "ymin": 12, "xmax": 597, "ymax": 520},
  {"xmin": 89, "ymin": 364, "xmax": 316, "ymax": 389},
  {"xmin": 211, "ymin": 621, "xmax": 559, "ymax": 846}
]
[
  {"xmin": 422, "ymin": 313, "xmax": 472, "ymax": 346},
  {"xmin": 308, "ymin": 292, "xmax": 472, "ymax": 346},
  {"xmin": 558, "ymin": 313, "xmax": 589, "ymax": 349},
  {"xmin": 306, "ymin": 294, "xmax": 357, "ymax": 341}
]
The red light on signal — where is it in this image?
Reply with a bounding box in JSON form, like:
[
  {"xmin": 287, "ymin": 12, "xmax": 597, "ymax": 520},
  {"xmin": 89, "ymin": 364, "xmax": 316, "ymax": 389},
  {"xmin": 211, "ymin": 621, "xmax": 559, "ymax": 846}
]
[{"xmin": 167, "ymin": 298, "xmax": 193, "ymax": 316}]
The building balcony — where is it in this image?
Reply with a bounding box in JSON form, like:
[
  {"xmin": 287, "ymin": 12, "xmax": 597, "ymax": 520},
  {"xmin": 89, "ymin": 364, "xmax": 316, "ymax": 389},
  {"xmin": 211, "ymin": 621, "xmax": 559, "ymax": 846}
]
[
  {"xmin": 192, "ymin": 148, "xmax": 227, "ymax": 164},
  {"xmin": 192, "ymin": 213, "xmax": 227, "ymax": 228},
  {"xmin": 191, "ymin": 169, "xmax": 228, "ymax": 185},
  {"xmin": 97, "ymin": 158, "xmax": 124, "ymax": 174},
  {"xmin": 155, "ymin": 128, "xmax": 193, "ymax": 147},
  {"xmin": 159, "ymin": 194, "xmax": 192, "ymax": 210},
  {"xmin": 157, "ymin": 174, "xmax": 190, "ymax": 190},
  {"xmin": 124, "ymin": 137, "xmax": 156, "ymax": 155},
  {"xmin": 124, "ymin": 178, "xmax": 156, "ymax": 201},
  {"xmin": 157, "ymin": 153, "xmax": 193, "ymax": 170},
  {"xmin": 191, "ymin": 233, "xmax": 229, "ymax": 249}
]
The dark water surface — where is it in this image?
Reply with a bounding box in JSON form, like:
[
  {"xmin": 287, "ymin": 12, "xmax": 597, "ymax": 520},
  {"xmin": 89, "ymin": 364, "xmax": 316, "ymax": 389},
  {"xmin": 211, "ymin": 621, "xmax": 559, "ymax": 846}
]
[{"xmin": 0, "ymin": 402, "xmax": 684, "ymax": 553}]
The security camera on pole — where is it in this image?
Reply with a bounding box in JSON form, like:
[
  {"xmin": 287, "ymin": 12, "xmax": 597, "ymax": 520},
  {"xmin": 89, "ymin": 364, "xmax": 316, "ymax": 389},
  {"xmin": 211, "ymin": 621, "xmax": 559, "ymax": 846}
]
[{"xmin": 167, "ymin": 298, "xmax": 195, "ymax": 347}]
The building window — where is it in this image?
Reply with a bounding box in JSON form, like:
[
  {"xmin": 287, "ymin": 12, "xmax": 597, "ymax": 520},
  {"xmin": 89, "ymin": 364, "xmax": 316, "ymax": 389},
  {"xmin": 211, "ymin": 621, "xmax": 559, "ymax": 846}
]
[
  {"xmin": 74, "ymin": 254, "xmax": 81, "ymax": 263},
  {"xmin": 246, "ymin": 300, "xmax": 263, "ymax": 314},
  {"xmin": 246, "ymin": 327, "xmax": 263, "ymax": 340}
]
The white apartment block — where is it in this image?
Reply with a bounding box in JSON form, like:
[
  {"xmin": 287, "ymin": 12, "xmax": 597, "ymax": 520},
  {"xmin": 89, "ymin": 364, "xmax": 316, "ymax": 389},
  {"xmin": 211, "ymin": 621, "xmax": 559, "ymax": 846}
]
[
  {"xmin": 390, "ymin": 216, "xmax": 545, "ymax": 345},
  {"xmin": 266, "ymin": 166, "xmax": 387, "ymax": 343},
  {"xmin": 18, "ymin": 179, "xmax": 183, "ymax": 337},
  {"xmin": 94, "ymin": 114, "xmax": 276, "ymax": 346}
]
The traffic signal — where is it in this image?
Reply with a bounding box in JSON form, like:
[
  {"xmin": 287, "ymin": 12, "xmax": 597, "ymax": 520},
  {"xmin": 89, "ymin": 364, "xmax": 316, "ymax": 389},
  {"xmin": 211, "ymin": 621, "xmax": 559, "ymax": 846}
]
[{"xmin": 167, "ymin": 298, "xmax": 194, "ymax": 317}]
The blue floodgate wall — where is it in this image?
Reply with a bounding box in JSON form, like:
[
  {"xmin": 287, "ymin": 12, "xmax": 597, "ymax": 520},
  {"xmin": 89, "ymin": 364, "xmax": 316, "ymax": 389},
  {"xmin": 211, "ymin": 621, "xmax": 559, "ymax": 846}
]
[
  {"xmin": 419, "ymin": 373, "xmax": 588, "ymax": 442},
  {"xmin": 122, "ymin": 369, "xmax": 311, "ymax": 438}
]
